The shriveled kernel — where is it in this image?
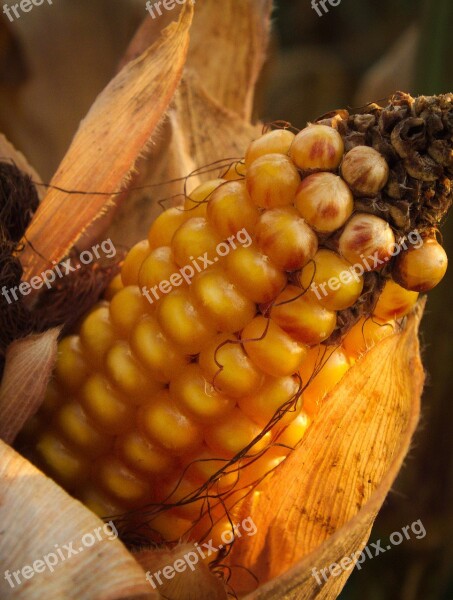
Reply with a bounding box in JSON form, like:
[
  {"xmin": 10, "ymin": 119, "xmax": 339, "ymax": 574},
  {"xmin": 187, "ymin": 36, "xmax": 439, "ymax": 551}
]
[
  {"xmin": 170, "ymin": 363, "xmax": 235, "ymax": 422},
  {"xmin": 206, "ymin": 180, "xmax": 259, "ymax": 238},
  {"xmin": 295, "ymin": 172, "xmax": 353, "ymax": 233},
  {"xmin": 148, "ymin": 207, "xmax": 188, "ymax": 249},
  {"xmin": 339, "ymin": 213, "xmax": 396, "ymax": 269},
  {"xmin": 140, "ymin": 390, "xmax": 202, "ymax": 455},
  {"xmin": 131, "ymin": 316, "xmax": 189, "ymax": 383},
  {"xmin": 171, "ymin": 217, "xmax": 221, "ymax": 267},
  {"xmin": 341, "ymin": 145, "xmax": 389, "ymax": 196},
  {"xmin": 115, "ymin": 431, "xmax": 175, "ymax": 475},
  {"xmin": 192, "ymin": 267, "xmax": 256, "ymax": 333},
  {"xmin": 198, "ymin": 334, "xmax": 263, "ymax": 398},
  {"xmin": 271, "ymin": 285, "xmax": 337, "ymax": 345},
  {"xmin": 156, "ymin": 287, "xmax": 216, "ymax": 354},
  {"xmin": 110, "ymin": 286, "xmax": 149, "ymax": 337},
  {"xmin": 242, "ymin": 316, "xmax": 308, "ymax": 377},
  {"xmin": 392, "ymin": 238, "xmax": 448, "ymax": 292},
  {"xmin": 225, "ymin": 244, "xmax": 286, "ymax": 303},
  {"xmin": 36, "ymin": 431, "xmax": 89, "ymax": 488},
  {"xmin": 54, "ymin": 336, "xmax": 88, "ymax": 391},
  {"xmin": 245, "ymin": 129, "xmax": 296, "ymax": 168},
  {"xmin": 246, "ymin": 153, "xmax": 301, "ymax": 208},
  {"xmin": 138, "ymin": 246, "xmax": 181, "ymax": 295},
  {"xmin": 290, "ymin": 124, "xmax": 343, "ymax": 171},
  {"xmin": 255, "ymin": 207, "xmax": 318, "ymax": 270},
  {"xmin": 54, "ymin": 402, "xmax": 111, "ymax": 456},
  {"xmin": 299, "ymin": 346, "xmax": 350, "ymax": 416},
  {"xmin": 103, "ymin": 273, "xmax": 123, "ymax": 301},
  {"xmin": 105, "ymin": 342, "xmax": 162, "ymax": 400},
  {"xmin": 238, "ymin": 375, "xmax": 301, "ymax": 427},
  {"xmin": 121, "ymin": 239, "xmax": 150, "ymax": 286},
  {"xmin": 343, "ymin": 316, "xmax": 396, "ymax": 359},
  {"xmin": 204, "ymin": 407, "xmax": 272, "ymax": 457},
  {"xmin": 184, "ymin": 179, "xmax": 225, "ymax": 218},
  {"xmin": 81, "ymin": 374, "xmax": 135, "ymax": 433},
  {"xmin": 94, "ymin": 455, "xmax": 152, "ymax": 506},
  {"xmin": 79, "ymin": 306, "xmax": 116, "ymax": 367},
  {"xmin": 373, "ymin": 279, "xmax": 419, "ymax": 320},
  {"xmin": 299, "ymin": 249, "xmax": 364, "ymax": 310}
]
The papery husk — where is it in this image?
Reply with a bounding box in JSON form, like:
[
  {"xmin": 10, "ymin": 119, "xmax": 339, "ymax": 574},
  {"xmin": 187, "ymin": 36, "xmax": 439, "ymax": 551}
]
[
  {"xmin": 0, "ymin": 441, "xmax": 154, "ymax": 600},
  {"xmin": 0, "ymin": 328, "xmax": 60, "ymax": 444},
  {"xmin": 20, "ymin": 2, "xmax": 194, "ymax": 281},
  {"xmin": 225, "ymin": 302, "xmax": 425, "ymax": 598}
]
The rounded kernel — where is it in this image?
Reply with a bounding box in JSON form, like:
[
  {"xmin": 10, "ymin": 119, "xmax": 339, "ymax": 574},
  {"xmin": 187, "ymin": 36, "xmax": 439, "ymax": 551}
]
[
  {"xmin": 392, "ymin": 238, "xmax": 448, "ymax": 292},
  {"xmin": 246, "ymin": 153, "xmax": 301, "ymax": 209},
  {"xmin": 289, "ymin": 124, "xmax": 344, "ymax": 171},
  {"xmin": 115, "ymin": 431, "xmax": 176, "ymax": 475},
  {"xmin": 242, "ymin": 316, "xmax": 308, "ymax": 377},
  {"xmin": 131, "ymin": 315, "xmax": 188, "ymax": 383},
  {"xmin": 159, "ymin": 477, "xmax": 206, "ymax": 520},
  {"xmin": 183, "ymin": 449, "xmax": 238, "ymax": 491},
  {"xmin": 140, "ymin": 389, "xmax": 202, "ymax": 455},
  {"xmin": 94, "ymin": 455, "xmax": 152, "ymax": 506},
  {"xmin": 148, "ymin": 207, "xmax": 188, "ymax": 249},
  {"xmin": 110, "ymin": 286, "xmax": 148, "ymax": 337},
  {"xmin": 192, "ymin": 267, "xmax": 256, "ymax": 333},
  {"xmin": 225, "ymin": 244, "xmax": 286, "ymax": 303},
  {"xmin": 54, "ymin": 402, "xmax": 111, "ymax": 456},
  {"xmin": 339, "ymin": 213, "xmax": 396, "ymax": 269},
  {"xmin": 271, "ymin": 285, "xmax": 337, "ymax": 345},
  {"xmin": 295, "ymin": 172, "xmax": 353, "ymax": 233},
  {"xmin": 81, "ymin": 373, "xmax": 136, "ymax": 432},
  {"xmin": 55, "ymin": 336, "xmax": 88, "ymax": 391},
  {"xmin": 138, "ymin": 246, "xmax": 181, "ymax": 295},
  {"xmin": 171, "ymin": 217, "xmax": 221, "ymax": 268},
  {"xmin": 255, "ymin": 207, "xmax": 318, "ymax": 270},
  {"xmin": 121, "ymin": 239, "xmax": 150, "ymax": 286},
  {"xmin": 198, "ymin": 334, "xmax": 263, "ymax": 398},
  {"xmin": 80, "ymin": 306, "xmax": 116, "ymax": 367},
  {"xmin": 35, "ymin": 431, "xmax": 89, "ymax": 488},
  {"xmin": 103, "ymin": 273, "xmax": 123, "ymax": 301},
  {"xmin": 219, "ymin": 160, "xmax": 246, "ymax": 180},
  {"xmin": 273, "ymin": 411, "xmax": 311, "ymax": 449},
  {"xmin": 341, "ymin": 146, "xmax": 389, "ymax": 196},
  {"xmin": 170, "ymin": 363, "xmax": 235, "ymax": 423},
  {"xmin": 78, "ymin": 488, "xmax": 126, "ymax": 518},
  {"xmin": 343, "ymin": 316, "xmax": 396, "ymax": 359},
  {"xmin": 299, "ymin": 249, "xmax": 364, "ymax": 310},
  {"xmin": 245, "ymin": 129, "xmax": 296, "ymax": 168},
  {"xmin": 374, "ymin": 278, "xmax": 419, "ymax": 320},
  {"xmin": 184, "ymin": 179, "xmax": 225, "ymax": 218},
  {"xmin": 206, "ymin": 180, "xmax": 259, "ymax": 238},
  {"xmin": 41, "ymin": 381, "xmax": 63, "ymax": 414}
]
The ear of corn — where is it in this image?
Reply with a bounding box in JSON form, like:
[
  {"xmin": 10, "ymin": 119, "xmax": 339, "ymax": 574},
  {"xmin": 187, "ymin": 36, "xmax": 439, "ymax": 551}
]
[{"xmin": 20, "ymin": 95, "xmax": 450, "ymax": 549}]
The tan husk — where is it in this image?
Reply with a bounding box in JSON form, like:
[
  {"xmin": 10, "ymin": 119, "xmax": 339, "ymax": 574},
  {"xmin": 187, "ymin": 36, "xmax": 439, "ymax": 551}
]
[{"xmin": 0, "ymin": 328, "xmax": 61, "ymax": 444}]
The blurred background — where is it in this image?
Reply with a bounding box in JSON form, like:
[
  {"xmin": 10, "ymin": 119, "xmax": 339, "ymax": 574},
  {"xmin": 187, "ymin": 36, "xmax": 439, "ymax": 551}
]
[{"xmin": 0, "ymin": 0, "xmax": 451, "ymax": 598}]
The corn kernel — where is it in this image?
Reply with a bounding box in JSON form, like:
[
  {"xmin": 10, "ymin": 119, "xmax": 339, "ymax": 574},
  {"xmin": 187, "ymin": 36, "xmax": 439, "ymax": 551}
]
[
  {"xmin": 54, "ymin": 336, "xmax": 88, "ymax": 391},
  {"xmin": 171, "ymin": 217, "xmax": 221, "ymax": 267},
  {"xmin": 138, "ymin": 246, "xmax": 181, "ymax": 294},
  {"xmin": 392, "ymin": 238, "xmax": 448, "ymax": 292},
  {"xmin": 184, "ymin": 179, "xmax": 225, "ymax": 218},
  {"xmin": 245, "ymin": 129, "xmax": 296, "ymax": 168},
  {"xmin": 238, "ymin": 375, "xmax": 301, "ymax": 427},
  {"xmin": 109, "ymin": 285, "xmax": 149, "ymax": 337},
  {"xmin": 103, "ymin": 274, "xmax": 123, "ymax": 301},
  {"xmin": 373, "ymin": 279, "xmax": 419, "ymax": 320},
  {"xmin": 148, "ymin": 206, "xmax": 188, "ymax": 249},
  {"xmin": 206, "ymin": 180, "xmax": 259, "ymax": 238},
  {"xmin": 54, "ymin": 401, "xmax": 111, "ymax": 456},
  {"xmin": 343, "ymin": 316, "xmax": 396, "ymax": 359},
  {"xmin": 79, "ymin": 306, "xmax": 116, "ymax": 367},
  {"xmin": 115, "ymin": 431, "xmax": 176, "ymax": 475},
  {"xmin": 94, "ymin": 455, "xmax": 152, "ymax": 506},
  {"xmin": 246, "ymin": 153, "xmax": 301, "ymax": 208},
  {"xmin": 219, "ymin": 160, "xmax": 246, "ymax": 180},
  {"xmin": 290, "ymin": 124, "xmax": 343, "ymax": 171},
  {"xmin": 36, "ymin": 431, "xmax": 89, "ymax": 488},
  {"xmin": 81, "ymin": 374, "xmax": 135, "ymax": 433},
  {"xmin": 121, "ymin": 239, "xmax": 150, "ymax": 286}
]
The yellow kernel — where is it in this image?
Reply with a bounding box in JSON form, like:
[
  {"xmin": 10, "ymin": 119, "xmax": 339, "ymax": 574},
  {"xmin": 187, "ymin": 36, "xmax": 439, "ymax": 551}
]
[
  {"xmin": 198, "ymin": 334, "xmax": 263, "ymax": 398},
  {"xmin": 238, "ymin": 375, "xmax": 302, "ymax": 427},
  {"xmin": 192, "ymin": 267, "xmax": 256, "ymax": 333},
  {"xmin": 271, "ymin": 285, "xmax": 337, "ymax": 345},
  {"xmin": 131, "ymin": 315, "xmax": 188, "ymax": 383},
  {"xmin": 290, "ymin": 124, "xmax": 344, "ymax": 171},
  {"xmin": 184, "ymin": 179, "xmax": 225, "ymax": 218},
  {"xmin": 273, "ymin": 411, "xmax": 311, "ymax": 448},
  {"xmin": 205, "ymin": 407, "xmax": 272, "ymax": 457},
  {"xmin": 242, "ymin": 316, "xmax": 308, "ymax": 377},
  {"xmin": 140, "ymin": 389, "xmax": 202, "ymax": 455},
  {"xmin": 157, "ymin": 288, "xmax": 215, "ymax": 354},
  {"xmin": 121, "ymin": 239, "xmax": 150, "ymax": 286},
  {"xmin": 78, "ymin": 488, "xmax": 126, "ymax": 518},
  {"xmin": 246, "ymin": 153, "xmax": 301, "ymax": 209},
  {"xmin": 299, "ymin": 346, "xmax": 350, "ymax": 416},
  {"xmin": 255, "ymin": 207, "xmax": 318, "ymax": 270},
  {"xmin": 343, "ymin": 316, "xmax": 396, "ymax": 359},
  {"xmin": 81, "ymin": 373, "xmax": 135, "ymax": 433},
  {"xmin": 80, "ymin": 306, "xmax": 116, "ymax": 367},
  {"xmin": 183, "ymin": 449, "xmax": 238, "ymax": 491},
  {"xmin": 36, "ymin": 431, "xmax": 89, "ymax": 488},
  {"xmin": 159, "ymin": 477, "xmax": 206, "ymax": 520},
  {"xmin": 171, "ymin": 217, "xmax": 221, "ymax": 268},
  {"xmin": 245, "ymin": 129, "xmax": 296, "ymax": 168},
  {"xmin": 373, "ymin": 279, "xmax": 419, "ymax": 320},
  {"xmin": 109, "ymin": 286, "xmax": 149, "ymax": 337},
  {"xmin": 300, "ymin": 249, "xmax": 364, "ymax": 311},
  {"xmin": 206, "ymin": 180, "xmax": 259, "ymax": 238},
  {"xmin": 170, "ymin": 363, "xmax": 235, "ymax": 423},
  {"xmin": 338, "ymin": 213, "xmax": 396, "ymax": 269},
  {"xmin": 225, "ymin": 244, "xmax": 286, "ymax": 303},
  {"xmin": 219, "ymin": 160, "xmax": 246, "ymax": 180},
  {"xmin": 138, "ymin": 246, "xmax": 181, "ymax": 294},
  {"xmin": 54, "ymin": 402, "xmax": 111, "ymax": 456},
  {"xmin": 115, "ymin": 431, "xmax": 176, "ymax": 475},
  {"xmin": 94, "ymin": 456, "xmax": 152, "ymax": 506},
  {"xmin": 105, "ymin": 341, "xmax": 163, "ymax": 401},
  {"xmin": 146, "ymin": 512, "xmax": 192, "ymax": 541},
  {"xmin": 392, "ymin": 238, "xmax": 448, "ymax": 292},
  {"xmin": 54, "ymin": 335, "xmax": 88, "ymax": 391},
  {"xmin": 41, "ymin": 380, "xmax": 63, "ymax": 414},
  {"xmin": 103, "ymin": 273, "xmax": 123, "ymax": 301},
  {"xmin": 148, "ymin": 207, "xmax": 188, "ymax": 249},
  {"xmin": 295, "ymin": 172, "xmax": 353, "ymax": 233}
]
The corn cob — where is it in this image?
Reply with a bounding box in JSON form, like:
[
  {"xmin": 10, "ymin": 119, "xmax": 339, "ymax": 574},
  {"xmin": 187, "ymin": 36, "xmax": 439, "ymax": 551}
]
[{"xmin": 20, "ymin": 92, "xmax": 451, "ymax": 549}]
